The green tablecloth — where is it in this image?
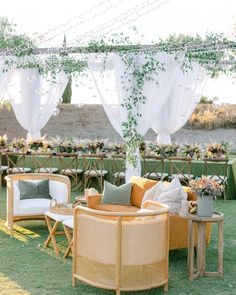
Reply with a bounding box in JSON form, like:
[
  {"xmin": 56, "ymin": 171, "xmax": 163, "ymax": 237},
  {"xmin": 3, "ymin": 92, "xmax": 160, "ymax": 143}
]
[{"xmin": 2, "ymin": 153, "xmax": 236, "ymax": 200}]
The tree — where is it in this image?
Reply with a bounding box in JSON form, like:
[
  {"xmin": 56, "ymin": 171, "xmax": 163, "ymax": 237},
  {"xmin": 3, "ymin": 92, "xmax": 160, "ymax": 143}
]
[{"xmin": 61, "ymin": 34, "xmax": 72, "ymax": 103}]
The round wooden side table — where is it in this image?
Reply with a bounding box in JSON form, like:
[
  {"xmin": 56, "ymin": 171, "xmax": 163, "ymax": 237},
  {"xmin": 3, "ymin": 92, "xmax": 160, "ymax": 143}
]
[{"xmin": 179, "ymin": 211, "xmax": 224, "ymax": 281}]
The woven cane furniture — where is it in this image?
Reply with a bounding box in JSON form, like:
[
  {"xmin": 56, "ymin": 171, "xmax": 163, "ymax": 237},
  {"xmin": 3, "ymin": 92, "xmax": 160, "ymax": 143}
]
[
  {"xmin": 87, "ymin": 176, "xmax": 211, "ymax": 250},
  {"xmin": 179, "ymin": 212, "xmax": 224, "ymax": 280},
  {"xmin": 72, "ymin": 201, "xmax": 170, "ymax": 294},
  {"xmin": 5, "ymin": 173, "xmax": 70, "ymax": 237}
]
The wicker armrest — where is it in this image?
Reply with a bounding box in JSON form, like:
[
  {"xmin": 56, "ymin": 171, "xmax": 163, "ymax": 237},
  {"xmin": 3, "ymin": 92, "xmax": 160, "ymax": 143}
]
[{"xmin": 87, "ymin": 194, "xmax": 102, "ymax": 209}]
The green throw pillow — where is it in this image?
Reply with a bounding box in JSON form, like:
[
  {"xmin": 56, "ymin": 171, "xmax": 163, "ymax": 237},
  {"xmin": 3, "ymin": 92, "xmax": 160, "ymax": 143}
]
[
  {"xmin": 18, "ymin": 180, "xmax": 52, "ymax": 200},
  {"xmin": 101, "ymin": 181, "xmax": 132, "ymax": 205}
]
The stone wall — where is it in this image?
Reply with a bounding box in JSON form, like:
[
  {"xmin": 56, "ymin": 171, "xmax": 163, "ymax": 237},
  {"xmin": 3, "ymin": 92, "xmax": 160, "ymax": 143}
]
[{"xmin": 0, "ymin": 104, "xmax": 236, "ymax": 147}]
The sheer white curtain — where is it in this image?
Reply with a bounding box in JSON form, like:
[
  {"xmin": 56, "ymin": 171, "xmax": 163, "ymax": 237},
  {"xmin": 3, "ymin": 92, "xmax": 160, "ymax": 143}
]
[
  {"xmin": 89, "ymin": 52, "xmax": 180, "ymax": 180},
  {"xmin": 152, "ymin": 63, "xmax": 207, "ymax": 144},
  {"xmin": 6, "ymin": 69, "xmax": 68, "ymax": 141},
  {"xmin": 0, "ymin": 57, "xmax": 12, "ymax": 101}
]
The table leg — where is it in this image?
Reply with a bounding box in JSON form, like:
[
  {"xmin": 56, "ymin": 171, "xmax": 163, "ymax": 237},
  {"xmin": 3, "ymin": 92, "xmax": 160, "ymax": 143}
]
[
  {"xmin": 197, "ymin": 222, "xmax": 205, "ymax": 277},
  {"xmin": 188, "ymin": 220, "xmax": 194, "ymax": 280},
  {"xmin": 218, "ymin": 220, "xmax": 224, "ymax": 276}
]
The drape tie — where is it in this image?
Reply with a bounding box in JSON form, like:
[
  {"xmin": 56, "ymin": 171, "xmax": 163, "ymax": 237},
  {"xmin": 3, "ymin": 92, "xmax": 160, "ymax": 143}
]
[
  {"xmin": 157, "ymin": 133, "xmax": 171, "ymax": 145},
  {"xmin": 27, "ymin": 131, "xmax": 41, "ymax": 142}
]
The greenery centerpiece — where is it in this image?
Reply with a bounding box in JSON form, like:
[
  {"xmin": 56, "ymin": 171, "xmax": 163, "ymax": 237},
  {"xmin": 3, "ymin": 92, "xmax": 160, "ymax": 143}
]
[
  {"xmin": 190, "ymin": 176, "xmax": 224, "ymax": 217},
  {"xmin": 205, "ymin": 141, "xmax": 231, "ymax": 159},
  {"xmin": 10, "ymin": 138, "xmax": 26, "ymax": 152},
  {"xmin": 181, "ymin": 144, "xmax": 201, "ymax": 159}
]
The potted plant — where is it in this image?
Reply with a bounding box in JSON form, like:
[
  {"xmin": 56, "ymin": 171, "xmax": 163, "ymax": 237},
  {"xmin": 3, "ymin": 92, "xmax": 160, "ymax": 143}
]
[{"xmin": 189, "ymin": 176, "xmax": 224, "ymax": 217}]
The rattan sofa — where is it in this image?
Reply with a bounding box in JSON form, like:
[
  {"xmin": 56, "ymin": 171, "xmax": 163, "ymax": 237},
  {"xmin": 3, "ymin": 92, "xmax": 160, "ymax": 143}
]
[
  {"xmin": 87, "ymin": 176, "xmax": 211, "ymax": 250},
  {"xmin": 72, "ymin": 201, "xmax": 170, "ymax": 294}
]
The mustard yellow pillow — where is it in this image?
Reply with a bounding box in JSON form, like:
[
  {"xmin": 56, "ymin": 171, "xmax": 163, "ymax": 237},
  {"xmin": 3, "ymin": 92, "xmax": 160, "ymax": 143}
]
[
  {"xmin": 183, "ymin": 186, "xmax": 198, "ymax": 201},
  {"xmin": 129, "ymin": 176, "xmax": 158, "ymax": 208}
]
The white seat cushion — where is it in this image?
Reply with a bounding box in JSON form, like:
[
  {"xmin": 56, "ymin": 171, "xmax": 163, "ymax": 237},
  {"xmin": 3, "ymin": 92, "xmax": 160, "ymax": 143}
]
[
  {"xmin": 35, "ymin": 167, "xmax": 59, "ymax": 173},
  {"xmin": 45, "ymin": 210, "xmax": 72, "ymax": 221},
  {"xmin": 8, "ymin": 167, "xmax": 31, "ymax": 173},
  {"xmin": 113, "ymin": 171, "xmax": 125, "ymax": 178},
  {"xmin": 84, "ymin": 169, "xmax": 108, "ymax": 176},
  {"xmin": 61, "ymin": 168, "xmax": 83, "ymax": 175},
  {"xmin": 143, "ymin": 172, "xmax": 169, "ymax": 179},
  {"xmin": 0, "ymin": 165, "xmax": 8, "ymax": 172},
  {"xmin": 15, "ymin": 198, "xmax": 52, "ymax": 215},
  {"xmin": 62, "ymin": 217, "xmax": 74, "ymax": 229}
]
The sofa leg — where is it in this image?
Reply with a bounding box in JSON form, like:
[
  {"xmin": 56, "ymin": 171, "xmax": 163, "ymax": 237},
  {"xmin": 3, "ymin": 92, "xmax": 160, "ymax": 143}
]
[
  {"xmin": 164, "ymin": 282, "xmax": 168, "ymax": 292},
  {"xmin": 194, "ymin": 246, "xmax": 197, "ymax": 258},
  {"xmin": 72, "ymin": 276, "xmax": 76, "ymax": 287}
]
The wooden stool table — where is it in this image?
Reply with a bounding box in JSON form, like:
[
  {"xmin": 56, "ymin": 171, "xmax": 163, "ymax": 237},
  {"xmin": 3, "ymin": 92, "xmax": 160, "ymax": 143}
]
[
  {"xmin": 179, "ymin": 211, "xmax": 224, "ymax": 281},
  {"xmin": 44, "ymin": 211, "xmax": 73, "ymax": 256}
]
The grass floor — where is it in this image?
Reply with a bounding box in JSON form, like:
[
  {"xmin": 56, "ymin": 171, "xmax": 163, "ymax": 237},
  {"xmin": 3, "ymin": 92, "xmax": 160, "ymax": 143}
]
[{"xmin": 0, "ymin": 189, "xmax": 236, "ymax": 295}]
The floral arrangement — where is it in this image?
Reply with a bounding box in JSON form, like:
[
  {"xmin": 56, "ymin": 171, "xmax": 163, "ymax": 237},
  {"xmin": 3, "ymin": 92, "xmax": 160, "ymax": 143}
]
[
  {"xmin": 205, "ymin": 141, "xmax": 231, "ymax": 159},
  {"xmin": 190, "ymin": 176, "xmax": 224, "ymax": 197},
  {"xmin": 160, "ymin": 143, "xmax": 180, "ymax": 158},
  {"xmin": 181, "ymin": 144, "xmax": 201, "ymax": 159},
  {"xmin": 10, "ymin": 138, "xmax": 27, "ymax": 151},
  {"xmin": 0, "ymin": 134, "xmax": 7, "ymax": 147},
  {"xmin": 28, "ymin": 139, "xmax": 44, "ymax": 151},
  {"xmin": 106, "ymin": 142, "xmax": 125, "ymax": 156}
]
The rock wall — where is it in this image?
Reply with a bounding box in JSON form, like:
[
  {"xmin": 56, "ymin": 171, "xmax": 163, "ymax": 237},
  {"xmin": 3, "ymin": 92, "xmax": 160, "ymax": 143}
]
[{"xmin": 0, "ymin": 104, "xmax": 236, "ymax": 147}]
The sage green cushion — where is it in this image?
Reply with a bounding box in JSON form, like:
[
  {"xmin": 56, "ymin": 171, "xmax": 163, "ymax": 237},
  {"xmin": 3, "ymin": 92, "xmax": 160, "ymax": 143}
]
[
  {"xmin": 18, "ymin": 180, "xmax": 52, "ymax": 200},
  {"xmin": 101, "ymin": 181, "xmax": 132, "ymax": 205}
]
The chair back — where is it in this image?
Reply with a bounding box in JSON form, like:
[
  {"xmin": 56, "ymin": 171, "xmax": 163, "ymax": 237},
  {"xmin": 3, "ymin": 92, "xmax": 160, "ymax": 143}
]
[
  {"xmin": 168, "ymin": 157, "xmax": 192, "ymax": 185},
  {"xmin": 111, "ymin": 155, "xmax": 125, "ymax": 185},
  {"xmin": 142, "ymin": 155, "xmax": 165, "ymax": 180},
  {"xmin": 204, "ymin": 158, "xmax": 228, "ymax": 182},
  {"xmin": 59, "ymin": 153, "xmax": 78, "ymax": 172},
  {"xmin": 5, "ymin": 152, "xmax": 26, "ymax": 174},
  {"xmin": 82, "ymin": 154, "xmax": 106, "ymax": 191},
  {"xmin": 33, "ymin": 153, "xmax": 57, "ymax": 173}
]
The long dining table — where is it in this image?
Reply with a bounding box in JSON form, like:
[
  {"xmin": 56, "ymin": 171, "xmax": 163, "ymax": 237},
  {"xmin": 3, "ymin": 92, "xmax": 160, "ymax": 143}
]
[{"xmin": 1, "ymin": 152, "xmax": 236, "ymax": 200}]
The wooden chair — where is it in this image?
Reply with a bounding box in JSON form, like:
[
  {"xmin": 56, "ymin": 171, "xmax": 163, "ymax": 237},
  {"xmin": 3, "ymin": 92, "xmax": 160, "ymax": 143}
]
[
  {"xmin": 5, "ymin": 152, "xmax": 31, "ymax": 174},
  {"xmin": 204, "ymin": 158, "xmax": 228, "ymax": 202},
  {"xmin": 33, "ymin": 153, "xmax": 59, "ymax": 173},
  {"xmin": 111, "ymin": 155, "xmax": 125, "ymax": 185},
  {"xmin": 59, "ymin": 153, "xmax": 83, "ymax": 192},
  {"xmin": 142, "ymin": 155, "xmax": 168, "ymax": 181},
  {"xmin": 168, "ymin": 157, "xmax": 194, "ymax": 186},
  {"xmin": 83, "ymin": 154, "xmax": 108, "ymax": 192},
  {"xmin": 5, "ymin": 173, "xmax": 70, "ymax": 237},
  {"xmin": 72, "ymin": 202, "xmax": 170, "ymax": 294}
]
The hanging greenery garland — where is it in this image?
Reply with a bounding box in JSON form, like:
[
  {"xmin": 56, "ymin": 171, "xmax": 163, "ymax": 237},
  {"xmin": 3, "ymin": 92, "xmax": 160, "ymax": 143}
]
[{"xmin": 1, "ymin": 17, "xmax": 236, "ymax": 167}]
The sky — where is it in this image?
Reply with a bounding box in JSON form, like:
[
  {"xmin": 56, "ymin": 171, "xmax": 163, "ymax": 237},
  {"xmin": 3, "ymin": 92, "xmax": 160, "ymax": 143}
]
[{"xmin": 1, "ymin": 0, "xmax": 236, "ymax": 104}]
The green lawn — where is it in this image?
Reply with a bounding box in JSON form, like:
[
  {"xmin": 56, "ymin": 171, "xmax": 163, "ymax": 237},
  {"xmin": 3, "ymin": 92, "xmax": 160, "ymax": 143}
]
[{"xmin": 0, "ymin": 188, "xmax": 236, "ymax": 295}]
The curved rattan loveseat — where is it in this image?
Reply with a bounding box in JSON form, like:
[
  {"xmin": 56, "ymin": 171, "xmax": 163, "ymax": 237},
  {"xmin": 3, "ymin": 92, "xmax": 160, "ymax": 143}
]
[
  {"xmin": 72, "ymin": 201, "xmax": 170, "ymax": 294},
  {"xmin": 5, "ymin": 173, "xmax": 70, "ymax": 236}
]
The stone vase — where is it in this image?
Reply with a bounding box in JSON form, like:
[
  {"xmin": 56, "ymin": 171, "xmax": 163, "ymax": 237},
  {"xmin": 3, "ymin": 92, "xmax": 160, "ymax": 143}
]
[{"xmin": 197, "ymin": 195, "xmax": 214, "ymax": 217}]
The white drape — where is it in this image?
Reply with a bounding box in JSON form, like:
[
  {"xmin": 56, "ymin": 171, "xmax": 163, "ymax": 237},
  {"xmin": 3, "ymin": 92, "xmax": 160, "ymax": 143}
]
[
  {"xmin": 0, "ymin": 57, "xmax": 12, "ymax": 101},
  {"xmin": 6, "ymin": 69, "xmax": 68, "ymax": 141},
  {"xmin": 89, "ymin": 52, "xmax": 180, "ymax": 180},
  {"xmin": 152, "ymin": 63, "xmax": 207, "ymax": 144}
]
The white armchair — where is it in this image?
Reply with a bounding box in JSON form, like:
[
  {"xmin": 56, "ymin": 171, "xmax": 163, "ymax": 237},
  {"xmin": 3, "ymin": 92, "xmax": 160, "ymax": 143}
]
[{"xmin": 5, "ymin": 173, "xmax": 70, "ymax": 236}]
